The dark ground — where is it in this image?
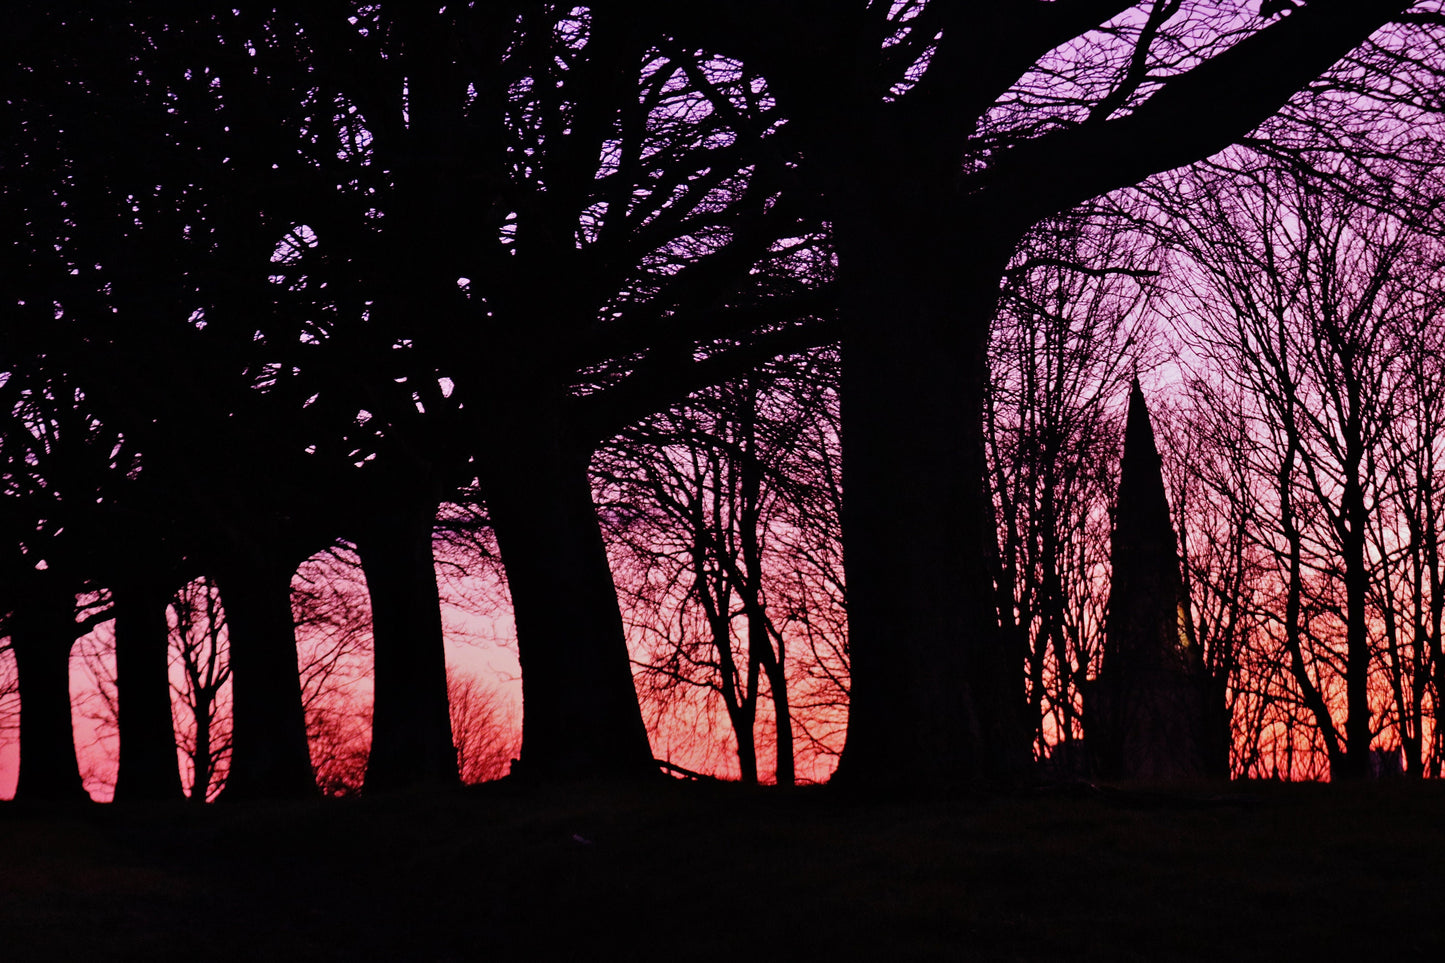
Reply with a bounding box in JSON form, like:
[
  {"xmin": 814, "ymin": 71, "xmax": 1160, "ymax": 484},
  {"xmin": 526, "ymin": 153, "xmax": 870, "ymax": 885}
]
[{"xmin": 2, "ymin": 778, "xmax": 1442, "ymax": 960}]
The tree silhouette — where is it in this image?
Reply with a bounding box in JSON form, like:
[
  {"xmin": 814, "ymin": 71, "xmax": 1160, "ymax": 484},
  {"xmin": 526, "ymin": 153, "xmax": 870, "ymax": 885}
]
[
  {"xmin": 987, "ymin": 213, "xmax": 1155, "ymax": 761},
  {"xmin": 1146, "ymin": 158, "xmax": 1445, "ymax": 778},
  {"xmin": 600, "ymin": 354, "xmax": 844, "ymax": 784},
  {"xmin": 169, "ymin": 578, "xmax": 233, "ymax": 802},
  {"xmin": 643, "ymin": 0, "xmax": 1435, "ymax": 786},
  {"xmin": 0, "ymin": 366, "xmax": 118, "ymax": 802},
  {"xmin": 281, "ymin": 4, "xmax": 828, "ymax": 779},
  {"xmin": 448, "ymin": 669, "xmax": 521, "ymax": 785}
]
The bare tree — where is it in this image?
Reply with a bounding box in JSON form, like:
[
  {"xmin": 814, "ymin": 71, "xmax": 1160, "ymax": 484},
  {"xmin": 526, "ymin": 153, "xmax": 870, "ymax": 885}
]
[
  {"xmin": 294, "ymin": 551, "xmax": 376, "ymax": 797},
  {"xmin": 987, "ymin": 212, "xmax": 1159, "ymax": 761},
  {"xmin": 1149, "ymin": 157, "xmax": 1444, "ymax": 779},
  {"xmin": 1363, "ymin": 231, "xmax": 1445, "ymax": 776},
  {"xmin": 448, "ymin": 669, "xmax": 520, "ymax": 784},
  {"xmin": 170, "ymin": 578, "xmax": 233, "ymax": 803},
  {"xmin": 758, "ymin": 350, "xmax": 850, "ymax": 778},
  {"xmin": 600, "ymin": 350, "xmax": 844, "ymax": 783},
  {"xmin": 1160, "ymin": 377, "xmax": 1280, "ymax": 777}
]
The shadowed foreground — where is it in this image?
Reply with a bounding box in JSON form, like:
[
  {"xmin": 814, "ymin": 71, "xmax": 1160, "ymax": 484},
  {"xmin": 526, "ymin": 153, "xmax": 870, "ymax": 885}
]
[{"xmin": 3, "ymin": 780, "xmax": 1442, "ymax": 960}]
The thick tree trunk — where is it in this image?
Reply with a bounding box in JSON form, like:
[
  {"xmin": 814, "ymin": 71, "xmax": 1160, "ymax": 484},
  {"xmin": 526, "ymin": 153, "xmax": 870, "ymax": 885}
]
[
  {"xmin": 112, "ymin": 575, "xmax": 185, "ymax": 802},
  {"xmin": 829, "ymin": 201, "xmax": 1030, "ymax": 788},
  {"xmin": 483, "ymin": 424, "xmax": 655, "ymax": 781},
  {"xmin": 358, "ymin": 497, "xmax": 459, "ymax": 792},
  {"xmin": 215, "ymin": 559, "xmax": 316, "ymax": 799},
  {"xmin": 11, "ymin": 575, "xmax": 88, "ymax": 803}
]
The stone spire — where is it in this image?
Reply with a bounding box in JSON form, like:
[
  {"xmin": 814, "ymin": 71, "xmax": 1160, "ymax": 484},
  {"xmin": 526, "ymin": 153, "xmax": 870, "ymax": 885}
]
[
  {"xmin": 1086, "ymin": 378, "xmax": 1227, "ymax": 780},
  {"xmin": 1105, "ymin": 378, "xmax": 1185, "ymax": 672}
]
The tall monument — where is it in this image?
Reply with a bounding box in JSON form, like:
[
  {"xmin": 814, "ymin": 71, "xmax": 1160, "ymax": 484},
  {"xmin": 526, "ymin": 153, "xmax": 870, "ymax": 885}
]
[{"xmin": 1088, "ymin": 379, "xmax": 1228, "ymax": 780}]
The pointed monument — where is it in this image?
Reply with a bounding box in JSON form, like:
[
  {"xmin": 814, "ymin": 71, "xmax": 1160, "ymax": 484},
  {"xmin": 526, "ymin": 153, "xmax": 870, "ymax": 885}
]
[{"xmin": 1088, "ymin": 380, "xmax": 1228, "ymax": 780}]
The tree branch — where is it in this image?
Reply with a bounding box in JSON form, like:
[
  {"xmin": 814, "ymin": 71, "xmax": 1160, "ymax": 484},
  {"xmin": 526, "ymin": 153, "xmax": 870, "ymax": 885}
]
[
  {"xmin": 576, "ymin": 316, "xmax": 836, "ymax": 442},
  {"xmin": 991, "ymin": 0, "xmax": 1416, "ymax": 220}
]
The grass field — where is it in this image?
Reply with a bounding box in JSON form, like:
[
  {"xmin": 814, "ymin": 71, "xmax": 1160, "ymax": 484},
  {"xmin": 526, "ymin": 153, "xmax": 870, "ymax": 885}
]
[{"xmin": 2, "ymin": 779, "xmax": 1442, "ymax": 960}]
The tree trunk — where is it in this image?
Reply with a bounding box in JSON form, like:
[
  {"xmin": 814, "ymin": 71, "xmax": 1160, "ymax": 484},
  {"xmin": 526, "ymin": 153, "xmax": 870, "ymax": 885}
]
[
  {"xmin": 483, "ymin": 423, "xmax": 656, "ymax": 781},
  {"xmin": 1338, "ymin": 465, "xmax": 1372, "ymax": 781},
  {"xmin": 11, "ymin": 574, "xmax": 88, "ymax": 803},
  {"xmin": 215, "ymin": 558, "xmax": 315, "ymax": 799},
  {"xmin": 712, "ymin": 592, "xmax": 759, "ymax": 787},
  {"xmin": 358, "ymin": 496, "xmax": 459, "ymax": 792},
  {"xmin": 764, "ymin": 656, "xmax": 793, "ymax": 787},
  {"xmin": 112, "ymin": 575, "xmax": 185, "ymax": 802},
  {"xmin": 829, "ymin": 198, "xmax": 1029, "ymax": 788},
  {"xmin": 731, "ymin": 700, "xmax": 760, "ymax": 786},
  {"xmin": 738, "ymin": 391, "xmax": 793, "ymax": 786},
  {"xmin": 1278, "ymin": 444, "xmax": 1346, "ymax": 776},
  {"xmin": 191, "ymin": 694, "xmax": 214, "ymax": 803}
]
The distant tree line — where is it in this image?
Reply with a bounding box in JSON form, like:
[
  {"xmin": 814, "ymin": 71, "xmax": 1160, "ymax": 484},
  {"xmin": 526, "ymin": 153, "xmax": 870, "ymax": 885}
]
[{"xmin": 2, "ymin": 2, "xmax": 1442, "ymax": 801}]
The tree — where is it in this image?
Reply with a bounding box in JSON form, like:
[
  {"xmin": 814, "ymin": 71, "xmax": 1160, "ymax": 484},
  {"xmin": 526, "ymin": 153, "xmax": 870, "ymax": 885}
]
[
  {"xmin": 290, "ymin": 551, "xmax": 375, "ymax": 797},
  {"xmin": 0, "ymin": 368, "xmax": 117, "ymax": 802},
  {"xmin": 1147, "ymin": 157, "xmax": 1445, "ymax": 778},
  {"xmin": 76, "ymin": 550, "xmax": 383, "ymax": 799},
  {"xmin": 170, "ymin": 578, "xmax": 233, "ymax": 803},
  {"xmin": 600, "ymin": 352, "xmax": 842, "ymax": 784},
  {"xmin": 602, "ymin": 389, "xmax": 785, "ymax": 784},
  {"xmin": 443, "ymin": 10, "xmax": 823, "ymax": 780},
  {"xmin": 1373, "ymin": 281, "xmax": 1445, "ymax": 774},
  {"xmin": 644, "ymin": 0, "xmax": 1439, "ymax": 787},
  {"xmin": 1159, "ymin": 379, "xmax": 1276, "ymax": 777},
  {"xmin": 759, "ymin": 350, "xmax": 851, "ymax": 775},
  {"xmin": 987, "ymin": 212, "xmax": 1157, "ymax": 760},
  {"xmin": 216, "ymin": 3, "xmax": 830, "ymax": 782},
  {"xmin": 449, "ymin": 669, "xmax": 521, "ymax": 785}
]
